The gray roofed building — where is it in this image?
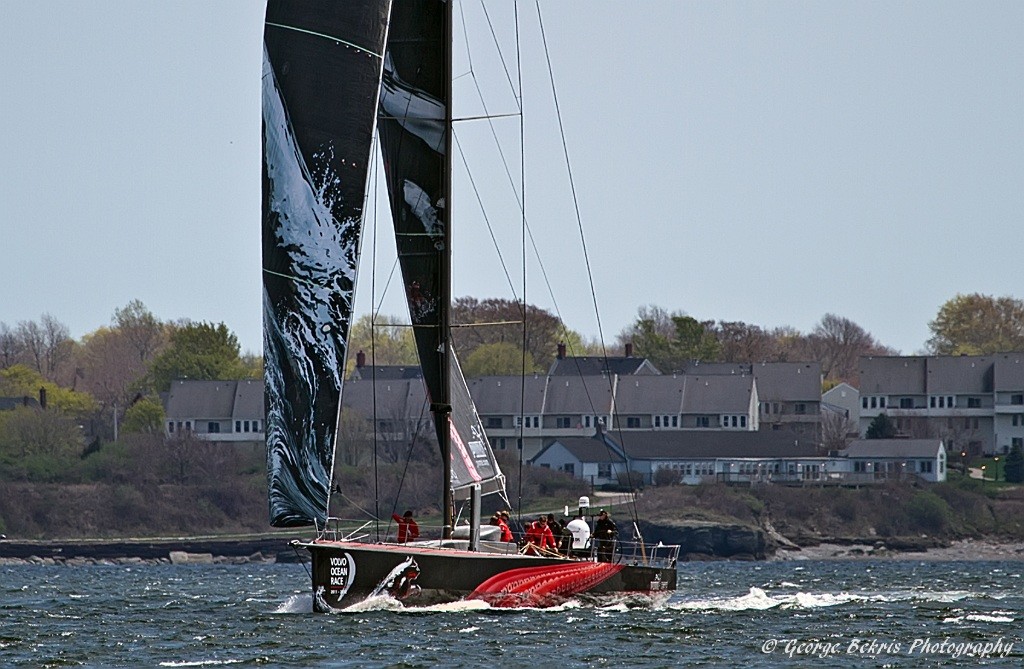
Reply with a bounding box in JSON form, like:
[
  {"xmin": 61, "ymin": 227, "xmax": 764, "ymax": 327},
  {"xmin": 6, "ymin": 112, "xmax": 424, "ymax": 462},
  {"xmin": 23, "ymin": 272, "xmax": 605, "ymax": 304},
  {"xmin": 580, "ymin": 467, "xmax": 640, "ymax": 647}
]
[
  {"xmin": 613, "ymin": 374, "xmax": 685, "ymax": 430},
  {"xmin": 543, "ymin": 375, "xmax": 615, "ymax": 418},
  {"xmin": 618, "ymin": 429, "xmax": 816, "ymax": 460},
  {"xmin": 164, "ymin": 379, "xmax": 264, "ymax": 442},
  {"xmin": 840, "ymin": 439, "xmax": 946, "ymax": 483},
  {"xmin": 926, "ymin": 356, "xmax": 993, "ymax": 394},
  {"xmin": 530, "ymin": 432, "xmax": 628, "ymax": 485},
  {"xmin": 466, "ymin": 375, "xmax": 546, "ymax": 416},
  {"xmin": 859, "ymin": 356, "xmax": 927, "ymax": 395},
  {"xmin": 994, "ymin": 354, "xmax": 1024, "ymax": 393},
  {"xmin": 0, "ymin": 396, "xmax": 40, "ymax": 411},
  {"xmin": 548, "ymin": 355, "xmax": 660, "ymax": 377},
  {"xmin": 349, "ymin": 364, "xmax": 423, "ymax": 381},
  {"xmin": 857, "ymin": 354, "xmax": 1024, "ymax": 455},
  {"xmin": 466, "ymin": 374, "xmax": 549, "ymax": 458}
]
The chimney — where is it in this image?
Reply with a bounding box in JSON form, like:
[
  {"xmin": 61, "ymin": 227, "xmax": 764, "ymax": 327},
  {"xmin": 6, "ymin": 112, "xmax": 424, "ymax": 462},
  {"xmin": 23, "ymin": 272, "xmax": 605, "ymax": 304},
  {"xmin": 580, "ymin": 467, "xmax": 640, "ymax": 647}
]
[
  {"xmin": 625, "ymin": 342, "xmax": 633, "ymax": 357},
  {"xmin": 39, "ymin": 387, "xmax": 47, "ymax": 410},
  {"xmin": 356, "ymin": 350, "xmax": 366, "ymax": 368},
  {"xmin": 557, "ymin": 342, "xmax": 566, "ymax": 360}
]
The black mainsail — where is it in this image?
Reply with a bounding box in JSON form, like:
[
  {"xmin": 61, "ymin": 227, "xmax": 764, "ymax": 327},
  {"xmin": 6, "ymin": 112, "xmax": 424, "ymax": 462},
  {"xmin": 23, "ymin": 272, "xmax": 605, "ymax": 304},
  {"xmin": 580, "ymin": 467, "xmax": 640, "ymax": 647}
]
[
  {"xmin": 377, "ymin": 0, "xmax": 505, "ymax": 503},
  {"xmin": 262, "ymin": 2, "xmax": 391, "ymax": 527}
]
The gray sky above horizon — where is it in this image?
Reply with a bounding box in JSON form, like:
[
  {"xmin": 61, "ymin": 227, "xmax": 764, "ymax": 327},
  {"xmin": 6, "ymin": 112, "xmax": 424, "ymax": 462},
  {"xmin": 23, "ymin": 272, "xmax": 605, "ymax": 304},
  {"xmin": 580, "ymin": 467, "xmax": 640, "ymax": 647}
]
[{"xmin": 2, "ymin": 1, "xmax": 1022, "ymax": 357}]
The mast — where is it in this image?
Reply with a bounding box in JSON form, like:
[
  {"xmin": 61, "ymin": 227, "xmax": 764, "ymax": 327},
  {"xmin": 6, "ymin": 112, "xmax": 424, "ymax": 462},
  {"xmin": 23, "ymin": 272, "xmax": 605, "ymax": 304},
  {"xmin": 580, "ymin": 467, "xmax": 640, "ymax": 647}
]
[{"xmin": 438, "ymin": 0, "xmax": 455, "ymax": 540}]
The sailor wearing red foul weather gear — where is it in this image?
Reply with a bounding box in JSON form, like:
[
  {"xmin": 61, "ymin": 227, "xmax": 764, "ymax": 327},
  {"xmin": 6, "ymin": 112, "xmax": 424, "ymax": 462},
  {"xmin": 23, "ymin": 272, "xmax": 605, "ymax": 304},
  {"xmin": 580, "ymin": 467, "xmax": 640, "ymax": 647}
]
[
  {"xmin": 523, "ymin": 516, "xmax": 557, "ymax": 555},
  {"xmin": 392, "ymin": 510, "xmax": 420, "ymax": 543}
]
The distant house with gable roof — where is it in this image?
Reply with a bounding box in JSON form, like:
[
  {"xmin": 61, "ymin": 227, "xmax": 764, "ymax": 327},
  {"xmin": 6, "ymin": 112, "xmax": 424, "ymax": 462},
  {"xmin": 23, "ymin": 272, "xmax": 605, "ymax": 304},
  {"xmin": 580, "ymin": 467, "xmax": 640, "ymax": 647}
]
[{"xmin": 163, "ymin": 380, "xmax": 263, "ymax": 442}]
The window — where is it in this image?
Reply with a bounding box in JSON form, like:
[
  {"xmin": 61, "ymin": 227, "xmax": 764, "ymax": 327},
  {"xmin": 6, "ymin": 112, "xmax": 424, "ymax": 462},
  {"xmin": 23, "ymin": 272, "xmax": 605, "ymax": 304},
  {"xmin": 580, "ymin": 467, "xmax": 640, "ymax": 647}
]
[
  {"xmin": 696, "ymin": 416, "xmax": 709, "ymax": 428},
  {"xmin": 598, "ymin": 463, "xmax": 612, "ymax": 478},
  {"xmin": 930, "ymin": 396, "xmax": 936, "ymax": 408},
  {"xmin": 672, "ymin": 416, "xmax": 678, "ymax": 427},
  {"xmin": 900, "ymin": 398, "xmax": 913, "ymax": 409},
  {"xmin": 879, "ymin": 397, "xmax": 886, "ymax": 408},
  {"xmin": 486, "ymin": 417, "xmax": 503, "ymax": 429},
  {"xmin": 963, "ymin": 417, "xmax": 979, "ymax": 430},
  {"xmin": 794, "ymin": 403, "xmax": 807, "ymax": 415},
  {"xmin": 862, "ymin": 397, "xmax": 868, "ymax": 409},
  {"xmin": 1014, "ymin": 414, "xmax": 1024, "ymax": 427},
  {"xmin": 626, "ymin": 417, "xmax": 641, "ymax": 428},
  {"xmin": 1012, "ymin": 394, "xmax": 1024, "ymax": 405},
  {"xmin": 185, "ymin": 421, "xmax": 192, "ymax": 432},
  {"xmin": 1014, "ymin": 438, "xmax": 1024, "ymax": 449},
  {"xmin": 763, "ymin": 402, "xmax": 772, "ymax": 415},
  {"xmin": 870, "ymin": 397, "xmax": 877, "ymax": 409},
  {"xmin": 654, "ymin": 415, "xmax": 661, "ymax": 428},
  {"xmin": 167, "ymin": 421, "xmax": 174, "ymax": 433},
  {"xmin": 235, "ymin": 421, "xmax": 241, "ymax": 432},
  {"xmin": 253, "ymin": 420, "xmax": 261, "ymax": 433},
  {"xmin": 920, "ymin": 461, "xmax": 933, "ymax": 474},
  {"xmin": 967, "ymin": 397, "xmax": 981, "ymax": 408},
  {"xmin": 556, "ymin": 417, "xmax": 572, "ymax": 429},
  {"xmin": 208, "ymin": 422, "xmax": 220, "ymax": 433},
  {"xmin": 740, "ymin": 416, "xmax": 747, "ymax": 428},
  {"xmin": 563, "ymin": 463, "xmax": 575, "ymax": 476},
  {"xmin": 245, "ymin": 420, "xmax": 251, "ymax": 432}
]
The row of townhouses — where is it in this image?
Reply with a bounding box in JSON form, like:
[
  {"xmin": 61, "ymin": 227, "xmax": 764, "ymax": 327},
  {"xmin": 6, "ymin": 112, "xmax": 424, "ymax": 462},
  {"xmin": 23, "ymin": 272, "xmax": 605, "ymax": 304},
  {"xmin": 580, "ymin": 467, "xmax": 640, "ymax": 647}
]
[
  {"xmin": 531, "ymin": 431, "xmax": 947, "ymax": 486},
  {"xmin": 160, "ymin": 352, "xmax": 1024, "ymax": 485},
  {"xmin": 857, "ymin": 353, "xmax": 1024, "ymax": 457},
  {"xmin": 164, "ymin": 353, "xmax": 824, "ymax": 461}
]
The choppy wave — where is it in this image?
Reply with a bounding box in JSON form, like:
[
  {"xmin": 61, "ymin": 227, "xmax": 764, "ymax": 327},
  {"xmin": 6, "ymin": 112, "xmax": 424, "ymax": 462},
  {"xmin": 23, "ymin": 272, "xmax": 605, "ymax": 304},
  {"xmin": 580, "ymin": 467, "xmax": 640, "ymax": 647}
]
[{"xmin": 671, "ymin": 586, "xmax": 998, "ymax": 612}]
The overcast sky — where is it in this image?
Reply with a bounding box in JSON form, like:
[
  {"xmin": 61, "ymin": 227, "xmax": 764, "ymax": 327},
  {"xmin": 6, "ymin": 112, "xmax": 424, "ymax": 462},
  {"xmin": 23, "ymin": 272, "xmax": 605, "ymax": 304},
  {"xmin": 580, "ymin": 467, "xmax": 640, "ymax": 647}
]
[{"xmin": 2, "ymin": 1, "xmax": 1022, "ymax": 357}]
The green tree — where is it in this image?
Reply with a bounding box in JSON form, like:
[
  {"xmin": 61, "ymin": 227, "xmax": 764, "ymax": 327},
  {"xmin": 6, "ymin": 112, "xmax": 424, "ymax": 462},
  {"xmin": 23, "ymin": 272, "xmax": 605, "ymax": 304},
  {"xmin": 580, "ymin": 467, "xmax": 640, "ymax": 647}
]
[
  {"xmin": 1004, "ymin": 443, "xmax": 1024, "ymax": 484},
  {"xmin": 0, "ymin": 406, "xmax": 84, "ymax": 479},
  {"xmin": 624, "ymin": 306, "xmax": 721, "ymax": 371},
  {"xmin": 346, "ymin": 313, "xmax": 418, "ymax": 371},
  {"xmin": 462, "ymin": 342, "xmax": 540, "ymax": 377},
  {"xmin": 865, "ymin": 413, "xmax": 897, "ymax": 439},
  {"xmin": 147, "ymin": 322, "xmax": 249, "ymax": 392},
  {"xmin": 927, "ymin": 293, "xmax": 1024, "ymax": 355},
  {"xmin": 452, "ymin": 297, "xmax": 571, "ymax": 369},
  {"xmin": 121, "ymin": 397, "xmax": 166, "ymax": 434},
  {"xmin": 0, "ymin": 365, "xmax": 98, "ymax": 416}
]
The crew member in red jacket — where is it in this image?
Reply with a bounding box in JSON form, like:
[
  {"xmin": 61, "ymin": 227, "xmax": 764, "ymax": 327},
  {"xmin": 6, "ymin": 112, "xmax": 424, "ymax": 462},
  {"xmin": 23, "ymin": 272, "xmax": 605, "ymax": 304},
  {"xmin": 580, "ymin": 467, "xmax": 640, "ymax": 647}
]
[
  {"xmin": 523, "ymin": 516, "xmax": 556, "ymax": 555},
  {"xmin": 392, "ymin": 510, "xmax": 420, "ymax": 543}
]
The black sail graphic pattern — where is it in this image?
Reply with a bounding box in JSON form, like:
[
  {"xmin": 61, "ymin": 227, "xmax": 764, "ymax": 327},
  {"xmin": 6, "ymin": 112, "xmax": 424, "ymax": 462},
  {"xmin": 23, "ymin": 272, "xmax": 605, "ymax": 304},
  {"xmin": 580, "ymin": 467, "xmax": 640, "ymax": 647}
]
[
  {"xmin": 379, "ymin": 0, "xmax": 504, "ymax": 498},
  {"xmin": 262, "ymin": 2, "xmax": 391, "ymax": 527}
]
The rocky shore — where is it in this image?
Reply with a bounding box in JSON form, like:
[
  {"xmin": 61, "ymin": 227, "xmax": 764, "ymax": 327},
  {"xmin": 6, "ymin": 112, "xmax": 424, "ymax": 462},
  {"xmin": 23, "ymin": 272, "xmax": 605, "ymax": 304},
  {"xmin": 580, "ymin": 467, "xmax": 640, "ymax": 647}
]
[
  {"xmin": 0, "ymin": 536, "xmax": 307, "ymax": 566},
  {"xmin": 775, "ymin": 537, "xmax": 1024, "ymax": 562}
]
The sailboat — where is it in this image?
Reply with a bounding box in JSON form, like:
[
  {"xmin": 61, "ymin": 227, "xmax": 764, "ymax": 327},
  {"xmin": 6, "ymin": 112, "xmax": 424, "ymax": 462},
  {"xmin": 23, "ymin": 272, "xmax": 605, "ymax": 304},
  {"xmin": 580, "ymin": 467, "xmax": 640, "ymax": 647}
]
[{"xmin": 262, "ymin": 0, "xmax": 678, "ymax": 610}]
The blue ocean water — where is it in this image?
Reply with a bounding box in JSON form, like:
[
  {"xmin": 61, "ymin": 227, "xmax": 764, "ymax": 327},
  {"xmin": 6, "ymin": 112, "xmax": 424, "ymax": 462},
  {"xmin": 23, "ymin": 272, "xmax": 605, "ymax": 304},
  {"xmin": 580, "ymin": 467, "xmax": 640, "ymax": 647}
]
[{"xmin": 1, "ymin": 560, "xmax": 1020, "ymax": 667}]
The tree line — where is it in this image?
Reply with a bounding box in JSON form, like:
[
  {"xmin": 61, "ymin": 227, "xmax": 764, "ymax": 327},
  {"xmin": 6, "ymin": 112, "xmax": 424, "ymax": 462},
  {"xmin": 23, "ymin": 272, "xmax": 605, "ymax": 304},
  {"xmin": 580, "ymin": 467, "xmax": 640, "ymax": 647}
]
[
  {"xmin": 353, "ymin": 293, "xmax": 1024, "ymax": 387},
  {"xmin": 2, "ymin": 291, "xmax": 1023, "ymax": 479}
]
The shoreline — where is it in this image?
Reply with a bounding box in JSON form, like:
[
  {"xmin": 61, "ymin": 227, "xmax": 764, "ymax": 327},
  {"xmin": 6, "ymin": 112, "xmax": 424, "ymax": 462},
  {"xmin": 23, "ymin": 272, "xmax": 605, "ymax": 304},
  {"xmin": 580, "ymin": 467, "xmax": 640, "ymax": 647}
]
[
  {"xmin": 773, "ymin": 538, "xmax": 1024, "ymax": 562},
  {"xmin": 3, "ymin": 536, "xmax": 1024, "ymax": 565}
]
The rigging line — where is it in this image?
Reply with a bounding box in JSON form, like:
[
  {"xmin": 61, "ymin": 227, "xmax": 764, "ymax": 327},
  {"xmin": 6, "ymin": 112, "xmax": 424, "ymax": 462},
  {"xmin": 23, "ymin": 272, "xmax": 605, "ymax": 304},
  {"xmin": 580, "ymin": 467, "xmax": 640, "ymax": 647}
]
[
  {"xmin": 478, "ymin": 0, "xmax": 522, "ymax": 108},
  {"xmin": 515, "ymin": 0, "xmax": 526, "ymax": 525},
  {"xmin": 370, "ymin": 135, "xmax": 381, "ymax": 542},
  {"xmin": 453, "ymin": 131, "xmax": 519, "ymax": 301},
  {"xmin": 264, "ymin": 22, "xmax": 384, "ymax": 58},
  {"xmin": 389, "ymin": 393, "xmax": 431, "ymax": 538},
  {"xmin": 534, "ymin": 1, "xmax": 640, "ymax": 522}
]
